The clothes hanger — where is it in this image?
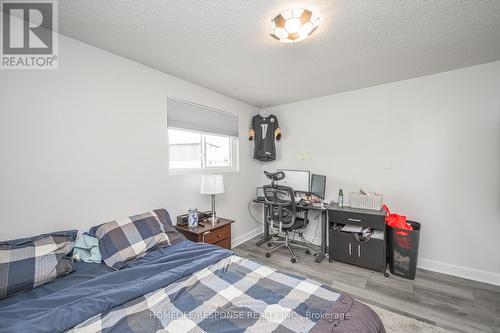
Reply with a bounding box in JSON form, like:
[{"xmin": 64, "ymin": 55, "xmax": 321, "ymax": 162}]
[{"xmin": 259, "ymin": 107, "xmax": 270, "ymax": 118}]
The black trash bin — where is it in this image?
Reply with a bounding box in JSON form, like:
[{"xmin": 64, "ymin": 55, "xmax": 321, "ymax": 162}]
[{"xmin": 387, "ymin": 221, "xmax": 421, "ymax": 279}]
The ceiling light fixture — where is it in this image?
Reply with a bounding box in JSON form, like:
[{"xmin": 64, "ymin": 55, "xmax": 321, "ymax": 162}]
[{"xmin": 269, "ymin": 8, "xmax": 319, "ymax": 43}]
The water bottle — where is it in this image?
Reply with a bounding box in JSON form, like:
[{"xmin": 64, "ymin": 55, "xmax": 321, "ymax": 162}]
[{"xmin": 338, "ymin": 189, "xmax": 344, "ymax": 208}]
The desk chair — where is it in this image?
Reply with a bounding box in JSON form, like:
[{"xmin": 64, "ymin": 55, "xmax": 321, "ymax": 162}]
[{"xmin": 263, "ymin": 182, "xmax": 312, "ymax": 263}]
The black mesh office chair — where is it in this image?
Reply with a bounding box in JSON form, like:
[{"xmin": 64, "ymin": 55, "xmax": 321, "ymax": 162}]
[{"xmin": 263, "ymin": 171, "xmax": 312, "ymax": 263}]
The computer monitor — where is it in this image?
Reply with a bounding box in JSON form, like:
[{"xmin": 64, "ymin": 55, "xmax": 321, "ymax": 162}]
[
  {"xmin": 276, "ymin": 169, "xmax": 310, "ymax": 193},
  {"xmin": 311, "ymin": 174, "xmax": 327, "ymax": 199}
]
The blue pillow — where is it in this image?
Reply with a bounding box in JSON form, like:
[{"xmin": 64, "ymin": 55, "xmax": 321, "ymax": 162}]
[
  {"xmin": 72, "ymin": 233, "xmax": 102, "ymax": 263},
  {"xmin": 0, "ymin": 230, "xmax": 77, "ymax": 299}
]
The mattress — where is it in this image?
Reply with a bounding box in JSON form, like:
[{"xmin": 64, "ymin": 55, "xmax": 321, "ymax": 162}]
[{"xmin": 0, "ymin": 240, "xmax": 385, "ymax": 333}]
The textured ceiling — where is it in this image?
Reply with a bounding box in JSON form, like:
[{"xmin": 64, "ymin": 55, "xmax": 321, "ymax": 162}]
[{"xmin": 58, "ymin": 0, "xmax": 500, "ymax": 107}]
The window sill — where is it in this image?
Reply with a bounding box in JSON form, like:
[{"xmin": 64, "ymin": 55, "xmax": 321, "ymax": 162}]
[{"xmin": 169, "ymin": 167, "xmax": 239, "ymax": 176}]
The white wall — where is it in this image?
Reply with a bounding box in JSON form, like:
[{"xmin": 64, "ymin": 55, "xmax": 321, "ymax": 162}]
[
  {"xmin": 1, "ymin": 16, "xmax": 499, "ymax": 286},
  {"xmin": 265, "ymin": 61, "xmax": 500, "ymax": 285},
  {"xmin": 0, "ymin": 31, "xmax": 262, "ymax": 243}
]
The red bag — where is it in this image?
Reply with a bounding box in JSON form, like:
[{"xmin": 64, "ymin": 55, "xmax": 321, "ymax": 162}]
[{"xmin": 382, "ymin": 204, "xmax": 412, "ymax": 234}]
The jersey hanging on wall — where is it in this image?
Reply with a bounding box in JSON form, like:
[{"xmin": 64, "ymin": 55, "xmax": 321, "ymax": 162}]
[{"xmin": 249, "ymin": 114, "xmax": 281, "ymax": 162}]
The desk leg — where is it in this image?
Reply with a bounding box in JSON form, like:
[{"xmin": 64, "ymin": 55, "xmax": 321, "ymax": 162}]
[
  {"xmin": 255, "ymin": 205, "xmax": 270, "ymax": 246},
  {"xmin": 314, "ymin": 210, "xmax": 327, "ymax": 263}
]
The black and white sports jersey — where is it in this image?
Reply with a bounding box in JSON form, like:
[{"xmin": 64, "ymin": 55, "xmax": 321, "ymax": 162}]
[{"xmin": 249, "ymin": 114, "xmax": 281, "ymax": 162}]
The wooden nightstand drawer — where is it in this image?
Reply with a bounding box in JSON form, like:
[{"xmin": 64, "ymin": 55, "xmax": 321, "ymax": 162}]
[
  {"xmin": 213, "ymin": 238, "xmax": 231, "ymax": 250},
  {"xmin": 203, "ymin": 224, "xmax": 231, "ymax": 244}
]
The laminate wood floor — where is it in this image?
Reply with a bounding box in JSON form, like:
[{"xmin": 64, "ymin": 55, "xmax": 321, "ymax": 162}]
[{"xmin": 234, "ymin": 236, "xmax": 500, "ymax": 333}]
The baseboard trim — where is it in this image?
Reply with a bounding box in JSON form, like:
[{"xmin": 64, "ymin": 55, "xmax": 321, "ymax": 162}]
[
  {"xmin": 232, "ymin": 227, "xmax": 500, "ymax": 286},
  {"xmin": 232, "ymin": 226, "xmax": 263, "ymax": 248},
  {"xmin": 418, "ymin": 258, "xmax": 500, "ymax": 286}
]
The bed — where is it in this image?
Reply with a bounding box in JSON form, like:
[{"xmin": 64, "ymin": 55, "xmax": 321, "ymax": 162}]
[{"xmin": 0, "ymin": 238, "xmax": 385, "ymax": 333}]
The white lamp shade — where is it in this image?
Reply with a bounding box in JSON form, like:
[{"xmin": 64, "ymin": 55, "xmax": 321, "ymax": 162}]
[{"xmin": 200, "ymin": 175, "xmax": 224, "ymax": 194}]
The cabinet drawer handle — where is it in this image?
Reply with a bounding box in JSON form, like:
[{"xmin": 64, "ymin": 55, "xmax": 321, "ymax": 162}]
[
  {"xmin": 217, "ymin": 234, "xmax": 222, "ymax": 238},
  {"xmin": 358, "ymin": 244, "xmax": 361, "ymax": 257},
  {"xmin": 348, "ymin": 243, "xmax": 352, "ymax": 255},
  {"xmin": 348, "ymin": 218, "xmax": 362, "ymax": 223}
]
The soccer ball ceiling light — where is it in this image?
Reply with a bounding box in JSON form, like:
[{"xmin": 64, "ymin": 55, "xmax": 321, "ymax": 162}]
[{"xmin": 269, "ymin": 8, "xmax": 320, "ymax": 43}]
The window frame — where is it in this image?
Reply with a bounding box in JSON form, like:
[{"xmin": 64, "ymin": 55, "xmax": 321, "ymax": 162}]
[{"xmin": 168, "ymin": 127, "xmax": 239, "ymax": 175}]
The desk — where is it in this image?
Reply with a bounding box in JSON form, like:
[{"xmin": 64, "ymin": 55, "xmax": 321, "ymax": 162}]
[{"xmin": 253, "ymin": 199, "xmax": 329, "ymax": 263}]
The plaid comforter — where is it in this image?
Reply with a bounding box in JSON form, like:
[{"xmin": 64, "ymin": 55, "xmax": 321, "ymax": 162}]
[{"xmin": 71, "ymin": 255, "xmax": 384, "ymax": 333}]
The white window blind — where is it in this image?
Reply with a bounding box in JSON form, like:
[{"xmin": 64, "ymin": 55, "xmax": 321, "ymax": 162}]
[{"xmin": 167, "ymin": 98, "xmax": 239, "ymax": 137}]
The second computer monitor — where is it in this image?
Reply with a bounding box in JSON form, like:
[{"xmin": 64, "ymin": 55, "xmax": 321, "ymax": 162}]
[
  {"xmin": 277, "ymin": 169, "xmax": 310, "ymax": 193},
  {"xmin": 311, "ymin": 174, "xmax": 327, "ymax": 199}
]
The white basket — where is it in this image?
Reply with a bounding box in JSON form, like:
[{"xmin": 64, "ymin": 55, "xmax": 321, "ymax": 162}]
[{"xmin": 350, "ymin": 191, "xmax": 383, "ymax": 210}]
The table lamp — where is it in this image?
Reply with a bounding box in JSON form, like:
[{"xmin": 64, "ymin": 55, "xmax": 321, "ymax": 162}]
[{"xmin": 200, "ymin": 174, "xmax": 224, "ymax": 225}]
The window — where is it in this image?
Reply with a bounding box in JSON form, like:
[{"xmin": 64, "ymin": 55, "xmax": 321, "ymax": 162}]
[
  {"xmin": 168, "ymin": 128, "xmax": 239, "ymax": 173},
  {"xmin": 167, "ymin": 97, "xmax": 239, "ymax": 173}
]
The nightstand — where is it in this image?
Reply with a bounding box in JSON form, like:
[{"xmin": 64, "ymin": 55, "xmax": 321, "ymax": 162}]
[{"xmin": 174, "ymin": 217, "xmax": 235, "ymax": 249}]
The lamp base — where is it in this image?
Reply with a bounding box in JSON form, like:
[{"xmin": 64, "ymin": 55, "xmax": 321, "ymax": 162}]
[
  {"xmin": 210, "ymin": 194, "xmax": 219, "ymax": 226},
  {"xmin": 210, "ymin": 215, "xmax": 219, "ymax": 226}
]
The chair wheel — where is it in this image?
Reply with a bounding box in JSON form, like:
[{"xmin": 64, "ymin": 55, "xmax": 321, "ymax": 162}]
[
  {"xmin": 267, "ymin": 242, "xmax": 272, "ymax": 247},
  {"xmin": 265, "ymin": 253, "xmax": 271, "ymax": 258},
  {"xmin": 291, "ymin": 258, "xmax": 296, "ymax": 263},
  {"xmin": 305, "ymin": 250, "xmax": 311, "ymax": 255},
  {"xmin": 384, "ymin": 273, "xmax": 390, "ymax": 278}
]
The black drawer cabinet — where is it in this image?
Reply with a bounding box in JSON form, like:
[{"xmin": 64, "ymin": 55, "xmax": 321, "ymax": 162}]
[
  {"xmin": 329, "ymin": 230, "xmax": 385, "ymax": 271},
  {"xmin": 328, "ymin": 210, "xmax": 385, "ymax": 230},
  {"xmin": 330, "ymin": 230, "xmax": 356, "ymax": 264},
  {"xmin": 354, "ymin": 238, "xmax": 385, "ymax": 271},
  {"xmin": 328, "ymin": 204, "xmax": 388, "ymax": 275}
]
